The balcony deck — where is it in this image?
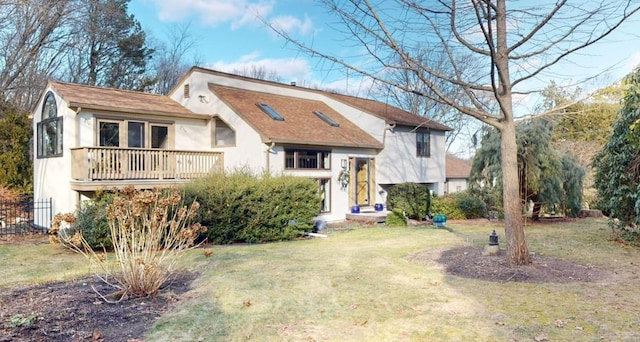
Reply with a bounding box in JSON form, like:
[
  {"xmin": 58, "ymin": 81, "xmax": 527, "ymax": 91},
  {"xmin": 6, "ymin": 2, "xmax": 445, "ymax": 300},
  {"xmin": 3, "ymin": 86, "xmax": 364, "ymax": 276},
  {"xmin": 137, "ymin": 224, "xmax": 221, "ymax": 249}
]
[{"xmin": 70, "ymin": 147, "xmax": 223, "ymax": 191}]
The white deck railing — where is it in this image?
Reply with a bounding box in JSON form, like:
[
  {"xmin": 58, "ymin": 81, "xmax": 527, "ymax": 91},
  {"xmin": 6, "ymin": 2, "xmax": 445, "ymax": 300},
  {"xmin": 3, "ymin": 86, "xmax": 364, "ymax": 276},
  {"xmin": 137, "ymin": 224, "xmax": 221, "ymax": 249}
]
[{"xmin": 71, "ymin": 147, "xmax": 223, "ymax": 181}]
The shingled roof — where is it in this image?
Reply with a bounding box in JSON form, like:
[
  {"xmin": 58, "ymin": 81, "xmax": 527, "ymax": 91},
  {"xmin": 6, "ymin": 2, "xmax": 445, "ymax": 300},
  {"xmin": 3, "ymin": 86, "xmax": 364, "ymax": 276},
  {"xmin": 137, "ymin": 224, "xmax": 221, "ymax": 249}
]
[
  {"xmin": 209, "ymin": 84, "xmax": 383, "ymax": 149},
  {"xmin": 324, "ymin": 92, "xmax": 452, "ymax": 131},
  {"xmin": 446, "ymin": 154, "xmax": 472, "ymax": 179},
  {"xmin": 48, "ymin": 81, "xmax": 202, "ymax": 119}
]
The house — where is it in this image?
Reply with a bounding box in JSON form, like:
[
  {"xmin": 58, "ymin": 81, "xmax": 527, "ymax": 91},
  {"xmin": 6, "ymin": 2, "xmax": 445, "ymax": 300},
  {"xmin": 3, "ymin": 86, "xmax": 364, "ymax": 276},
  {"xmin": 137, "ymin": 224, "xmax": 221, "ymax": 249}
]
[
  {"xmin": 32, "ymin": 66, "xmax": 451, "ymax": 226},
  {"xmin": 444, "ymin": 154, "xmax": 472, "ymax": 194}
]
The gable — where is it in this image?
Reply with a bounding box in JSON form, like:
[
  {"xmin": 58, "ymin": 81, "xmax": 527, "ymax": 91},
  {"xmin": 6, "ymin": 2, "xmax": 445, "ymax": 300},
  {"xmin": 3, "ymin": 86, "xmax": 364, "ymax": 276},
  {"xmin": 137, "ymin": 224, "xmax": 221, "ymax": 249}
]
[{"xmin": 209, "ymin": 84, "xmax": 383, "ymax": 149}]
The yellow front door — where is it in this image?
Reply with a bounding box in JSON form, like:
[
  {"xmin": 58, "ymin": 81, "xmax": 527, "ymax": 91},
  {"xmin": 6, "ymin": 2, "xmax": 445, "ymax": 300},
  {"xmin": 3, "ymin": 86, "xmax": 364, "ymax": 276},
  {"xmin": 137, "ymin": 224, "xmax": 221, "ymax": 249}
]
[{"xmin": 356, "ymin": 158, "xmax": 369, "ymax": 205}]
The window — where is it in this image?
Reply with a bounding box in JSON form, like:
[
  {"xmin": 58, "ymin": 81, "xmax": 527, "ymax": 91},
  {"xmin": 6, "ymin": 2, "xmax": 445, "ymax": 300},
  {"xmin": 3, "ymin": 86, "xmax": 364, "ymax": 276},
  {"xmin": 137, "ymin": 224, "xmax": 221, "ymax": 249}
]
[
  {"xmin": 151, "ymin": 125, "xmax": 169, "ymax": 148},
  {"xmin": 416, "ymin": 130, "xmax": 430, "ymax": 157},
  {"xmin": 37, "ymin": 92, "xmax": 63, "ymax": 158},
  {"xmin": 97, "ymin": 119, "xmax": 172, "ymax": 149},
  {"xmin": 285, "ymin": 149, "xmax": 330, "ymax": 169},
  {"xmin": 127, "ymin": 121, "xmax": 145, "ymax": 148},
  {"xmin": 213, "ymin": 118, "xmax": 235, "ymax": 147},
  {"xmin": 318, "ymin": 178, "xmax": 331, "ymax": 213},
  {"xmin": 257, "ymin": 102, "xmax": 284, "ymax": 121},
  {"xmin": 99, "ymin": 121, "xmax": 120, "ymax": 147},
  {"xmin": 313, "ymin": 110, "xmax": 339, "ymax": 127}
]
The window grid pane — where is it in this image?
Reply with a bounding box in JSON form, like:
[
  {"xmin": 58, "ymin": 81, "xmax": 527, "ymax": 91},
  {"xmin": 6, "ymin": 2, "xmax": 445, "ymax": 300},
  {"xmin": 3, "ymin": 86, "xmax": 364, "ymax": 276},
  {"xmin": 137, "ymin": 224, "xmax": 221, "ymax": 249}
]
[
  {"xmin": 416, "ymin": 131, "xmax": 430, "ymax": 157},
  {"xmin": 285, "ymin": 150, "xmax": 331, "ymax": 170},
  {"xmin": 318, "ymin": 178, "xmax": 330, "ymax": 213}
]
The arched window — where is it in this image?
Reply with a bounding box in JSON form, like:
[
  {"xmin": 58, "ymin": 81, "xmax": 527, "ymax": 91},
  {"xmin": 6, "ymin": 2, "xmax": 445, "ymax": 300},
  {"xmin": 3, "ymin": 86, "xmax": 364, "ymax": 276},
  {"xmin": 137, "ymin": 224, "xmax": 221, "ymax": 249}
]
[{"xmin": 37, "ymin": 92, "xmax": 63, "ymax": 158}]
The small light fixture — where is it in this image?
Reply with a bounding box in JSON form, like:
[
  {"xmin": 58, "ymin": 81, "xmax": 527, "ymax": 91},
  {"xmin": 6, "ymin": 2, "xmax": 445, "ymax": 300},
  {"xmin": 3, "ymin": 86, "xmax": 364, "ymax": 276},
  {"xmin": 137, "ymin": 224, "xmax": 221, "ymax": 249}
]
[
  {"xmin": 489, "ymin": 230, "xmax": 499, "ymax": 246},
  {"xmin": 341, "ymin": 159, "xmax": 347, "ymax": 168}
]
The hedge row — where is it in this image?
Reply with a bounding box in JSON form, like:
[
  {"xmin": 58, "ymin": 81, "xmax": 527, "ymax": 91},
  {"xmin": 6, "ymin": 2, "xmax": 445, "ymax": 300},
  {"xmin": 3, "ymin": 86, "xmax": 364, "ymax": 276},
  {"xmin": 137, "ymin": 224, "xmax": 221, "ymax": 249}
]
[
  {"xmin": 70, "ymin": 171, "xmax": 320, "ymax": 249},
  {"xmin": 181, "ymin": 171, "xmax": 319, "ymax": 244}
]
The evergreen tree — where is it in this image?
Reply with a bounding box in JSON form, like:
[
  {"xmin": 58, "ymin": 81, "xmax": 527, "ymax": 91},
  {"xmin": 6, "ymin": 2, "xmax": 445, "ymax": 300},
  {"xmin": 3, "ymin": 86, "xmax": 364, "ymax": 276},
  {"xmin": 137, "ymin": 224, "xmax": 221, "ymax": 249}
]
[
  {"xmin": 593, "ymin": 68, "xmax": 640, "ymax": 229},
  {"xmin": 471, "ymin": 119, "xmax": 584, "ymax": 219},
  {"xmin": 66, "ymin": 0, "xmax": 154, "ymax": 90},
  {"xmin": 0, "ymin": 101, "xmax": 32, "ymax": 194}
]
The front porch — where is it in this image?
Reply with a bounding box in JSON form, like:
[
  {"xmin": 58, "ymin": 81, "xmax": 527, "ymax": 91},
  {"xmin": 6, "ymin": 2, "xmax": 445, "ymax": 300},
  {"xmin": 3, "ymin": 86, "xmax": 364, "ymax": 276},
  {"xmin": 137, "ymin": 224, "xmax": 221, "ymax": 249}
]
[
  {"xmin": 345, "ymin": 206, "xmax": 388, "ymax": 224},
  {"xmin": 70, "ymin": 147, "xmax": 223, "ymax": 191}
]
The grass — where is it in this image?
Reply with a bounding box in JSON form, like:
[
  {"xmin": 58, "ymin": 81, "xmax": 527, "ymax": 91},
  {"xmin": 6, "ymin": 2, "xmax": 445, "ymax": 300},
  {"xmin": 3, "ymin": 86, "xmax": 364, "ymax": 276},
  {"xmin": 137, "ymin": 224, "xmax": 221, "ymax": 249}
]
[
  {"xmin": 0, "ymin": 237, "xmax": 90, "ymax": 287},
  {"xmin": 2, "ymin": 218, "xmax": 640, "ymax": 341}
]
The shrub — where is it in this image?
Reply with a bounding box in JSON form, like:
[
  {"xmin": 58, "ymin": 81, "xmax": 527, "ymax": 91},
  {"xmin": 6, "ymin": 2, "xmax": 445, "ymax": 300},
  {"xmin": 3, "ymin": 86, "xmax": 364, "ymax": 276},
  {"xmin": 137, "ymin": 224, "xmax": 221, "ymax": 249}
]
[
  {"xmin": 430, "ymin": 194, "xmax": 465, "ymax": 220},
  {"xmin": 386, "ymin": 183, "xmax": 431, "ymax": 219},
  {"xmin": 385, "ymin": 209, "xmax": 408, "ymax": 226},
  {"xmin": 53, "ymin": 186, "xmax": 205, "ymax": 301},
  {"xmin": 69, "ymin": 192, "xmax": 112, "ymax": 249},
  {"xmin": 182, "ymin": 170, "xmax": 319, "ymax": 244},
  {"xmin": 455, "ymin": 191, "xmax": 488, "ymax": 219}
]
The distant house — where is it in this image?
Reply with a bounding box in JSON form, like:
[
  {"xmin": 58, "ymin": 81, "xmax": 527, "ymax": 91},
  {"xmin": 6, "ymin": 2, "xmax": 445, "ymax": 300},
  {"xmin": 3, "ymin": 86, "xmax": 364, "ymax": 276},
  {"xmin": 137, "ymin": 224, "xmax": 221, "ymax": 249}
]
[
  {"xmin": 444, "ymin": 154, "xmax": 472, "ymax": 194},
  {"xmin": 32, "ymin": 66, "xmax": 451, "ymax": 226}
]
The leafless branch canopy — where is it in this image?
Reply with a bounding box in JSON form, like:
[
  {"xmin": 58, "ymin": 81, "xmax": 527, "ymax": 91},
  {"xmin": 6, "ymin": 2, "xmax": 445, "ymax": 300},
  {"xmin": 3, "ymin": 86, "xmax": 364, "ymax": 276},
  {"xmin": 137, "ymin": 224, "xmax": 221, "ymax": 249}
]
[{"xmin": 267, "ymin": 0, "xmax": 640, "ymax": 129}]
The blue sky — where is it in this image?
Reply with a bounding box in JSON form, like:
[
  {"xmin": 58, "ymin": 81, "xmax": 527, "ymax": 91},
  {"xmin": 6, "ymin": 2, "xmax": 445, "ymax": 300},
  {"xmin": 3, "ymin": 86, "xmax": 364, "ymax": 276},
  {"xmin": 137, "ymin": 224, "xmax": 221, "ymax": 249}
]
[{"xmin": 129, "ymin": 0, "xmax": 640, "ymax": 113}]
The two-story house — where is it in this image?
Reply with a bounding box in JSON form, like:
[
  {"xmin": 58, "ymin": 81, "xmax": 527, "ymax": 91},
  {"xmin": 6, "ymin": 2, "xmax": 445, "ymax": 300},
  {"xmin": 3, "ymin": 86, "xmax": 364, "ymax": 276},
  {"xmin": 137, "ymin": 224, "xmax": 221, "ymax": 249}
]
[{"xmin": 32, "ymin": 66, "xmax": 451, "ymax": 227}]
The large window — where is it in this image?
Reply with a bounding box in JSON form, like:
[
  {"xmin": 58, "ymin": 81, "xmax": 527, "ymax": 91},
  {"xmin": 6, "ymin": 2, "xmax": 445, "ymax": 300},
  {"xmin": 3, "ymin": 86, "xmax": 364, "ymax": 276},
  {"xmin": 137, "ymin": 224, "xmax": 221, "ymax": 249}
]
[
  {"xmin": 97, "ymin": 119, "xmax": 171, "ymax": 149},
  {"xmin": 213, "ymin": 118, "xmax": 235, "ymax": 147},
  {"xmin": 37, "ymin": 92, "xmax": 63, "ymax": 158},
  {"xmin": 285, "ymin": 149, "xmax": 330, "ymax": 169},
  {"xmin": 416, "ymin": 130, "xmax": 430, "ymax": 157},
  {"xmin": 318, "ymin": 178, "xmax": 331, "ymax": 213}
]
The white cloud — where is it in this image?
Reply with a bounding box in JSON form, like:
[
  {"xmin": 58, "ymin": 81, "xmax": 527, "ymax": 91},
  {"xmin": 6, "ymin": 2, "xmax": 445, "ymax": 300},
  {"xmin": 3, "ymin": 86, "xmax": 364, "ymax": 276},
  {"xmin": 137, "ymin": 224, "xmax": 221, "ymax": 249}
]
[
  {"xmin": 626, "ymin": 52, "xmax": 640, "ymax": 71},
  {"xmin": 206, "ymin": 53, "xmax": 313, "ymax": 82},
  {"xmin": 148, "ymin": 0, "xmax": 274, "ymax": 28},
  {"xmin": 269, "ymin": 14, "xmax": 313, "ymax": 35}
]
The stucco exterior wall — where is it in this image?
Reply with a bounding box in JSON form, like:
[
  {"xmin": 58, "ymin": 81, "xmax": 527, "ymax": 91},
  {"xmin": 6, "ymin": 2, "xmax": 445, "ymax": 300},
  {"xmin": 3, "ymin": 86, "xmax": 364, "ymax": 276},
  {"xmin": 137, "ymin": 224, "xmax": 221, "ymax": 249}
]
[
  {"xmin": 33, "ymin": 88, "xmax": 76, "ymax": 219},
  {"xmin": 445, "ymin": 178, "xmax": 469, "ymax": 194}
]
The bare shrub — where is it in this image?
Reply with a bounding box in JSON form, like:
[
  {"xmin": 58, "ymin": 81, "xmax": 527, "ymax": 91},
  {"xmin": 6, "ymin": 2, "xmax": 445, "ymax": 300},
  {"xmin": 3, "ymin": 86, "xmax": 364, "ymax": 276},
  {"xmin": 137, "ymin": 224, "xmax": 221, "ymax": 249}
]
[{"xmin": 51, "ymin": 186, "xmax": 205, "ymax": 301}]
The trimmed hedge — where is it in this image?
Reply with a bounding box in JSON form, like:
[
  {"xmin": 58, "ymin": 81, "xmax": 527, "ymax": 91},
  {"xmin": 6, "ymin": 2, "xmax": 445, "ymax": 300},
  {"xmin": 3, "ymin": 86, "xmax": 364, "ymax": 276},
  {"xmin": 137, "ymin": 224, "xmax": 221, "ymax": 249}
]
[{"xmin": 182, "ymin": 171, "xmax": 319, "ymax": 244}]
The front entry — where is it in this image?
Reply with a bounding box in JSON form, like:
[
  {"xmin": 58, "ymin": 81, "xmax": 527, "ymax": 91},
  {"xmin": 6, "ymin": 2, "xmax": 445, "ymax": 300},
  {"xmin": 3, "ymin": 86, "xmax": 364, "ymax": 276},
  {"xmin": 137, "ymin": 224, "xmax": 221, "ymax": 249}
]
[
  {"xmin": 356, "ymin": 158, "xmax": 369, "ymax": 205},
  {"xmin": 349, "ymin": 158, "xmax": 375, "ymax": 207}
]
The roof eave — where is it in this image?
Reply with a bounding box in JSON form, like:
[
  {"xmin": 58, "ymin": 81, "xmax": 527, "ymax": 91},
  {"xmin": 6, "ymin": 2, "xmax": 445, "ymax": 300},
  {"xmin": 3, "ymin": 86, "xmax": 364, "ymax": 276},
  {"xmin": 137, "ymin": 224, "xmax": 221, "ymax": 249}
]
[
  {"xmin": 265, "ymin": 138, "xmax": 382, "ymax": 150},
  {"xmin": 69, "ymin": 102, "xmax": 210, "ymax": 121}
]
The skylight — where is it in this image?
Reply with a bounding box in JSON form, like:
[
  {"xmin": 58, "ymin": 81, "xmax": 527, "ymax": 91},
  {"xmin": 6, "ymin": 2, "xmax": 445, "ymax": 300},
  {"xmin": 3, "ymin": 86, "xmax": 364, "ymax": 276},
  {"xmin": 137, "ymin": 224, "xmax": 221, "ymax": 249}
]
[
  {"xmin": 256, "ymin": 103, "xmax": 284, "ymax": 121},
  {"xmin": 313, "ymin": 110, "xmax": 340, "ymax": 127}
]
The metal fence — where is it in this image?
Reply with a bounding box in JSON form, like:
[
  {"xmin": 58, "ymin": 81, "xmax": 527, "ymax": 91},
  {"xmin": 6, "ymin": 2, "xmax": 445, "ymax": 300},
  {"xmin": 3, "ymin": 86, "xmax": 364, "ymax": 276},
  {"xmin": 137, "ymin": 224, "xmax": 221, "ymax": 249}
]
[{"xmin": 0, "ymin": 197, "xmax": 52, "ymax": 236}]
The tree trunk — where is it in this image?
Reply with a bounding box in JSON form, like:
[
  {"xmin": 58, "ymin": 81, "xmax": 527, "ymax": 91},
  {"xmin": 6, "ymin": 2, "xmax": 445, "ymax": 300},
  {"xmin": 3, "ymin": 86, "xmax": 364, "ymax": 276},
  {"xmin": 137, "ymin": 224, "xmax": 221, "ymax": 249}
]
[
  {"xmin": 494, "ymin": 0, "xmax": 531, "ymax": 266},
  {"xmin": 501, "ymin": 122, "xmax": 531, "ymax": 265}
]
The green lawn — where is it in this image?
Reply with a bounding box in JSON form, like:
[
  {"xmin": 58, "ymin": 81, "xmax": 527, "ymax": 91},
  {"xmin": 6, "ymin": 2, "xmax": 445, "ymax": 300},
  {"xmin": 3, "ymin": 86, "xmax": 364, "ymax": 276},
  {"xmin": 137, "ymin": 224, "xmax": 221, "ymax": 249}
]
[{"xmin": 2, "ymin": 218, "xmax": 639, "ymax": 341}]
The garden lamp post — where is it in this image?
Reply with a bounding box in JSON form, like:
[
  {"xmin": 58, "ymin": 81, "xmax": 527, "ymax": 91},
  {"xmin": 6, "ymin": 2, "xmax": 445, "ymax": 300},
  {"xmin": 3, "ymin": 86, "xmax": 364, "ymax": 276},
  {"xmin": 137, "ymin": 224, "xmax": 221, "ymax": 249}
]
[
  {"xmin": 483, "ymin": 230, "xmax": 500, "ymax": 256},
  {"xmin": 489, "ymin": 230, "xmax": 499, "ymax": 246}
]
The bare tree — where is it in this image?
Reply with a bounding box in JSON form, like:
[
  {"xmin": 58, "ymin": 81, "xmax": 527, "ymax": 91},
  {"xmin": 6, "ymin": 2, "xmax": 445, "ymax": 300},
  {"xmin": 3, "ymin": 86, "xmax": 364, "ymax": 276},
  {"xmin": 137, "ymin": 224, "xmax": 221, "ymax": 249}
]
[
  {"xmin": 0, "ymin": 0, "xmax": 75, "ymax": 110},
  {"xmin": 232, "ymin": 65, "xmax": 283, "ymax": 82},
  {"xmin": 150, "ymin": 23, "xmax": 201, "ymax": 95},
  {"xmin": 374, "ymin": 49, "xmax": 485, "ymax": 151},
  {"xmin": 269, "ymin": 0, "xmax": 640, "ymax": 264}
]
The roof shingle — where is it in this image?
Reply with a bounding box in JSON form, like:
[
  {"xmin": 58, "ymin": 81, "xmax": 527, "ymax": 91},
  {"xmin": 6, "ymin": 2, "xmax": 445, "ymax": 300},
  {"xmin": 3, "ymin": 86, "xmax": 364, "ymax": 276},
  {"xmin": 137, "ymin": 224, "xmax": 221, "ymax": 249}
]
[
  {"xmin": 324, "ymin": 92, "xmax": 452, "ymax": 131},
  {"xmin": 48, "ymin": 81, "xmax": 198, "ymax": 118},
  {"xmin": 209, "ymin": 84, "xmax": 383, "ymax": 149},
  {"xmin": 446, "ymin": 154, "xmax": 472, "ymax": 179}
]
